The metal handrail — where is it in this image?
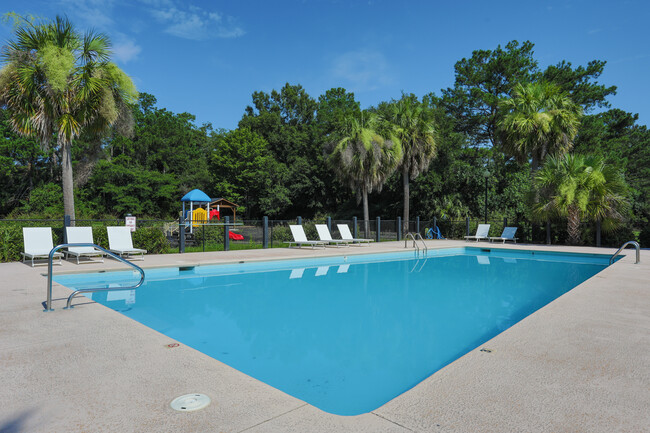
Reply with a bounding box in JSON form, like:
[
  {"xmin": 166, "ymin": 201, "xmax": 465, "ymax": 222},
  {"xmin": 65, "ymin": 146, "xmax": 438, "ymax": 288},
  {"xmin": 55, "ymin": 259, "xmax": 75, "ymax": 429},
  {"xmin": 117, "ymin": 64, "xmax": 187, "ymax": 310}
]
[
  {"xmin": 609, "ymin": 241, "xmax": 641, "ymax": 265},
  {"xmin": 45, "ymin": 243, "xmax": 145, "ymax": 311},
  {"xmin": 405, "ymin": 233, "xmax": 419, "ymax": 254},
  {"xmin": 405, "ymin": 232, "xmax": 428, "ymax": 255}
]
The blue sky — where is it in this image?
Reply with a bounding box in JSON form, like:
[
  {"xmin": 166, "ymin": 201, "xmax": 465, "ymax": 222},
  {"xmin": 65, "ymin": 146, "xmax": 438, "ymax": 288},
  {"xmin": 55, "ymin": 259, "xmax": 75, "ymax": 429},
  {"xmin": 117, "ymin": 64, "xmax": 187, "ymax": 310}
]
[{"xmin": 1, "ymin": 0, "xmax": 648, "ymax": 130}]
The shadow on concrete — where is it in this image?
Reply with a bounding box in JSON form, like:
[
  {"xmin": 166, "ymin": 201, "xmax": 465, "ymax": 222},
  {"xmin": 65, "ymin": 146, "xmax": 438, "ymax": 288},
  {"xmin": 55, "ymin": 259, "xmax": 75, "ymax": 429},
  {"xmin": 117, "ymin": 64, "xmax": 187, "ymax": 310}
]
[
  {"xmin": 41, "ymin": 300, "xmax": 97, "ymax": 310},
  {"xmin": 0, "ymin": 409, "xmax": 37, "ymax": 433}
]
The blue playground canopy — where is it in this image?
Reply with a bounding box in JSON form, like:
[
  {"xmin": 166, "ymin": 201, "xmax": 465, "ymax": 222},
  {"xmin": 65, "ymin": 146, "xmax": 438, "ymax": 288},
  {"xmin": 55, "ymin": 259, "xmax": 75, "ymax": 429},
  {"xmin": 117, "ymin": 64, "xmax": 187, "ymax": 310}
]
[
  {"xmin": 181, "ymin": 189, "xmax": 211, "ymax": 202},
  {"xmin": 181, "ymin": 189, "xmax": 212, "ymax": 233}
]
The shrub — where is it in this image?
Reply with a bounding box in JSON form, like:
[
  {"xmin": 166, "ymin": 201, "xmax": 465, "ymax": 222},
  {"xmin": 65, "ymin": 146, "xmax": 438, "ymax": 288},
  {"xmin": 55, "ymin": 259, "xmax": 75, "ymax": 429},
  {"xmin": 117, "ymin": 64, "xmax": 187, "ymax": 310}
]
[
  {"xmin": 303, "ymin": 223, "xmax": 318, "ymax": 240},
  {"xmin": 271, "ymin": 226, "xmax": 292, "ymax": 243},
  {"xmin": 638, "ymin": 226, "xmax": 650, "ymax": 248},
  {"xmin": 201, "ymin": 225, "xmax": 225, "ymax": 243},
  {"xmin": 132, "ymin": 226, "xmax": 171, "ymax": 254},
  {"xmin": 0, "ymin": 224, "xmax": 22, "ymax": 262},
  {"xmin": 90, "ymin": 223, "xmax": 109, "ymax": 249}
]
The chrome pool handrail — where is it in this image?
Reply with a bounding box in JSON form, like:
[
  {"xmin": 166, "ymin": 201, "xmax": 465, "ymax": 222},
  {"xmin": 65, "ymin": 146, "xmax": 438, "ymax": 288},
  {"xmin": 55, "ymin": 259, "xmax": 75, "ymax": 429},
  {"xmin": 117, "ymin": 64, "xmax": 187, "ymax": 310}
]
[
  {"xmin": 609, "ymin": 240, "xmax": 641, "ymax": 265},
  {"xmin": 45, "ymin": 243, "xmax": 145, "ymax": 311},
  {"xmin": 405, "ymin": 232, "xmax": 428, "ymax": 256}
]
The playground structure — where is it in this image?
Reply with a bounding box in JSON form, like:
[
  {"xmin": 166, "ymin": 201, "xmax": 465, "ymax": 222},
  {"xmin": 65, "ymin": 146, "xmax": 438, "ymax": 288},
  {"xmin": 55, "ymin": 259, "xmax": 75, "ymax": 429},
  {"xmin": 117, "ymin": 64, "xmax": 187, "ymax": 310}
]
[
  {"xmin": 179, "ymin": 189, "xmax": 244, "ymax": 242},
  {"xmin": 210, "ymin": 198, "xmax": 239, "ymax": 222}
]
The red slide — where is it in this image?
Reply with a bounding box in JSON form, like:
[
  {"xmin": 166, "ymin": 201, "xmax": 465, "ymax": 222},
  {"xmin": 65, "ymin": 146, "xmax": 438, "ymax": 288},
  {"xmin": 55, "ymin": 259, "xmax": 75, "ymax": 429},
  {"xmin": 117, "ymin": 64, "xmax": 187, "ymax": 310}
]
[{"xmin": 229, "ymin": 232, "xmax": 244, "ymax": 241}]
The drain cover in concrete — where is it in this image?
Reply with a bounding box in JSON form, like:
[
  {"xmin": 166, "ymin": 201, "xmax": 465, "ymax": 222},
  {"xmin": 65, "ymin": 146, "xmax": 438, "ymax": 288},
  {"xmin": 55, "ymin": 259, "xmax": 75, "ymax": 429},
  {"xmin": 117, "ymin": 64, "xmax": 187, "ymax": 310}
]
[{"xmin": 170, "ymin": 394, "xmax": 211, "ymax": 412}]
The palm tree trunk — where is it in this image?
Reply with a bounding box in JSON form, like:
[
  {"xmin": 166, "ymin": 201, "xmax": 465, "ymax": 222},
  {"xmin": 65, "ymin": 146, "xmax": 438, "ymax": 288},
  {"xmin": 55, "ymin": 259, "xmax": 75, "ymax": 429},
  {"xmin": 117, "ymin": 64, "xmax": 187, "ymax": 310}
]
[
  {"xmin": 60, "ymin": 135, "xmax": 76, "ymax": 225},
  {"xmin": 28, "ymin": 159, "xmax": 34, "ymax": 189},
  {"xmin": 531, "ymin": 153, "xmax": 540, "ymax": 172},
  {"xmin": 539, "ymin": 142, "xmax": 548, "ymax": 165},
  {"xmin": 362, "ymin": 184, "xmax": 369, "ymax": 238},
  {"xmin": 567, "ymin": 205, "xmax": 581, "ymax": 245},
  {"xmin": 402, "ymin": 166, "xmax": 409, "ymax": 233}
]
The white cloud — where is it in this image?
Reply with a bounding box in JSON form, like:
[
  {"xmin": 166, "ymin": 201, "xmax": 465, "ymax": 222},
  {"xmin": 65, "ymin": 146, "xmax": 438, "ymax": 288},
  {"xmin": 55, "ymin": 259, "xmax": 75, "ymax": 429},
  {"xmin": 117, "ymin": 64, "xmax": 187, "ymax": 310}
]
[
  {"xmin": 56, "ymin": 0, "xmax": 141, "ymax": 63},
  {"xmin": 112, "ymin": 38, "xmax": 142, "ymax": 63},
  {"xmin": 58, "ymin": 0, "xmax": 116, "ymax": 28},
  {"xmin": 330, "ymin": 49, "xmax": 393, "ymax": 92},
  {"xmin": 146, "ymin": 2, "xmax": 245, "ymax": 40}
]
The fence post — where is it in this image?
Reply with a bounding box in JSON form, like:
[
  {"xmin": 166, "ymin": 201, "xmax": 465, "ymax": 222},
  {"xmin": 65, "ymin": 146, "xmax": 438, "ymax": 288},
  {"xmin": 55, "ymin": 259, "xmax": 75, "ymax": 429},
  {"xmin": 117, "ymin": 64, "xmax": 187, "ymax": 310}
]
[
  {"xmin": 297, "ymin": 216, "xmax": 302, "ymax": 225},
  {"xmin": 397, "ymin": 217, "xmax": 402, "ymax": 241},
  {"xmin": 352, "ymin": 216, "xmax": 358, "ymax": 238},
  {"xmin": 546, "ymin": 220, "xmax": 551, "ymax": 245},
  {"xmin": 503, "ymin": 217, "xmax": 507, "ymax": 229},
  {"xmin": 326, "ymin": 216, "xmax": 332, "ymax": 232},
  {"xmin": 433, "ymin": 217, "xmax": 437, "ymax": 238},
  {"xmin": 179, "ymin": 215, "xmax": 185, "ymax": 253},
  {"xmin": 465, "ymin": 217, "xmax": 470, "ymax": 237},
  {"xmin": 263, "ymin": 216, "xmax": 269, "ymax": 249},
  {"xmin": 63, "ymin": 215, "xmax": 71, "ymax": 243},
  {"xmin": 416, "ymin": 216, "xmax": 420, "ymax": 235},
  {"xmin": 376, "ymin": 217, "xmax": 381, "ymax": 242},
  {"xmin": 596, "ymin": 219, "xmax": 601, "ymax": 247},
  {"xmin": 224, "ymin": 216, "xmax": 230, "ymax": 251}
]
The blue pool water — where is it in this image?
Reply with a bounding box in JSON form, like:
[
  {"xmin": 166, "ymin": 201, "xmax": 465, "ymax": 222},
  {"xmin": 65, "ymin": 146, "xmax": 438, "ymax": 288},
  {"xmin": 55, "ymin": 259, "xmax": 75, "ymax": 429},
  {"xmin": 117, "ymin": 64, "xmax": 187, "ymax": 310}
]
[{"xmin": 54, "ymin": 247, "xmax": 611, "ymax": 415}]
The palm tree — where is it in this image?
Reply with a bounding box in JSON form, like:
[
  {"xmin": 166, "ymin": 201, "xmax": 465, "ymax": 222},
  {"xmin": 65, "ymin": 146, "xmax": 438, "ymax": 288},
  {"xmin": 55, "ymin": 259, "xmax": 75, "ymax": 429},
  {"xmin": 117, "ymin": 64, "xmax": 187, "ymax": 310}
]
[
  {"xmin": 382, "ymin": 94, "xmax": 437, "ymax": 233},
  {"xmin": 328, "ymin": 113, "xmax": 402, "ymax": 237},
  {"xmin": 498, "ymin": 82, "xmax": 581, "ymax": 172},
  {"xmin": 532, "ymin": 154, "xmax": 628, "ymax": 245},
  {"xmin": 0, "ymin": 15, "xmax": 138, "ymax": 221}
]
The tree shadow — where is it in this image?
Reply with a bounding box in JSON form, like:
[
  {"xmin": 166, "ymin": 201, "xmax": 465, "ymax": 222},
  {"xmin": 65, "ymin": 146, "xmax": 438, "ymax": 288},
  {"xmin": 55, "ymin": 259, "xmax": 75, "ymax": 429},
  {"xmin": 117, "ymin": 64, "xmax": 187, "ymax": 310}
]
[{"xmin": 0, "ymin": 409, "xmax": 37, "ymax": 433}]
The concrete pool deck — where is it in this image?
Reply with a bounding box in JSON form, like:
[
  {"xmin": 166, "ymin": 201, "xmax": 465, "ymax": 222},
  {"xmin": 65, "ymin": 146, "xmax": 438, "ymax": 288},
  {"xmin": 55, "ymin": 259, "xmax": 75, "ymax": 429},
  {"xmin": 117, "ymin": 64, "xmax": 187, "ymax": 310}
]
[{"xmin": 0, "ymin": 240, "xmax": 648, "ymax": 432}]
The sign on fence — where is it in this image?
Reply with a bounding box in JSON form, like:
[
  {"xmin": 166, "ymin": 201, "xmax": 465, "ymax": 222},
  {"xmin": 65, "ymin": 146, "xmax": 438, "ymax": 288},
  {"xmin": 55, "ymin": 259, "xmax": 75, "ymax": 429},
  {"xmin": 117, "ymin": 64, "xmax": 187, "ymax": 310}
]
[{"xmin": 125, "ymin": 215, "xmax": 136, "ymax": 232}]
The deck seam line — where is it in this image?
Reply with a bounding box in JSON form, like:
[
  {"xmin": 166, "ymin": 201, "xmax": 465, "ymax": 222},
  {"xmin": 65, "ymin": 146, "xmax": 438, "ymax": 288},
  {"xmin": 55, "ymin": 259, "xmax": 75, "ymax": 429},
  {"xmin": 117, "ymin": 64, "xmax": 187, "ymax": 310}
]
[
  {"xmin": 371, "ymin": 412, "xmax": 417, "ymax": 431},
  {"xmin": 236, "ymin": 403, "xmax": 308, "ymax": 432}
]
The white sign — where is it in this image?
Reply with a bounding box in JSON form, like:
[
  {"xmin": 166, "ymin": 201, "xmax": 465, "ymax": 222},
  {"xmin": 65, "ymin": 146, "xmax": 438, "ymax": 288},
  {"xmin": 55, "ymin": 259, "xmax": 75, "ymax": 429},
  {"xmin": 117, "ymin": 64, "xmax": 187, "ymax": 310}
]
[{"xmin": 125, "ymin": 216, "xmax": 136, "ymax": 232}]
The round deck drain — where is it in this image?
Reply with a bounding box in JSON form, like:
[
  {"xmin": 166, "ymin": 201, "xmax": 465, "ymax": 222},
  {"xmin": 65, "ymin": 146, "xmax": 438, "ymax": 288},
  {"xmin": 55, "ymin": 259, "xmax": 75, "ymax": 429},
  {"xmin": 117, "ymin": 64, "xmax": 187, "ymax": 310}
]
[{"xmin": 170, "ymin": 394, "xmax": 211, "ymax": 412}]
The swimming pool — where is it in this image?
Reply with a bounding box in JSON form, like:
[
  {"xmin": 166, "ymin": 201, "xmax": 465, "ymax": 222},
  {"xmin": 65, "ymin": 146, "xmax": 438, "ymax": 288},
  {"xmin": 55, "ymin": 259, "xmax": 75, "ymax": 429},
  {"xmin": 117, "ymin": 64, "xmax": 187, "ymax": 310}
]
[{"xmin": 54, "ymin": 247, "xmax": 613, "ymax": 415}]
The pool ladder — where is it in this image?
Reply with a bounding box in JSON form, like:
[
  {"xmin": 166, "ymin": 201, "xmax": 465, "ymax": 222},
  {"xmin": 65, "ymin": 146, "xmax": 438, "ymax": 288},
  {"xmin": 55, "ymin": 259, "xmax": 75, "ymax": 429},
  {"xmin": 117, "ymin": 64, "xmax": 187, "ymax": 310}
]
[
  {"xmin": 405, "ymin": 232, "xmax": 428, "ymax": 256},
  {"xmin": 609, "ymin": 241, "xmax": 641, "ymax": 265},
  {"xmin": 44, "ymin": 243, "xmax": 145, "ymax": 311}
]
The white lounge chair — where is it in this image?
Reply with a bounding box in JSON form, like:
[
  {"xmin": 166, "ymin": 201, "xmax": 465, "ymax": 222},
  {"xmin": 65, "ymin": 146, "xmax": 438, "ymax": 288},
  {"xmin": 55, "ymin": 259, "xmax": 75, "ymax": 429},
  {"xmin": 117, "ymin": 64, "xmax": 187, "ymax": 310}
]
[
  {"xmin": 107, "ymin": 226, "xmax": 147, "ymax": 260},
  {"xmin": 315, "ymin": 224, "xmax": 349, "ymax": 247},
  {"xmin": 285, "ymin": 225, "xmax": 327, "ymax": 249},
  {"xmin": 465, "ymin": 224, "xmax": 490, "ymax": 242},
  {"xmin": 490, "ymin": 227, "xmax": 518, "ymax": 243},
  {"xmin": 65, "ymin": 226, "xmax": 105, "ymax": 264},
  {"xmin": 337, "ymin": 224, "xmax": 373, "ymax": 245},
  {"xmin": 21, "ymin": 227, "xmax": 62, "ymax": 267}
]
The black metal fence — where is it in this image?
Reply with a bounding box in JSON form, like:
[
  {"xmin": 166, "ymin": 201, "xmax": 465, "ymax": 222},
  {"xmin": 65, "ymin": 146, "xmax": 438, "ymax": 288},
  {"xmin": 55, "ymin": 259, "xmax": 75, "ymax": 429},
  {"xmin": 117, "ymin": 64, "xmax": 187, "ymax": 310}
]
[{"xmin": 0, "ymin": 214, "xmax": 623, "ymax": 263}]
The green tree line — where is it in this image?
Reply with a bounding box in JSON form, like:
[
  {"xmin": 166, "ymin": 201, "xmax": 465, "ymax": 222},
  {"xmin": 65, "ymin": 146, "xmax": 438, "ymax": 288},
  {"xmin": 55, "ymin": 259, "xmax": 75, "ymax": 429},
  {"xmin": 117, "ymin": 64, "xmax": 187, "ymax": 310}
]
[{"xmin": 1, "ymin": 18, "xmax": 648, "ymax": 246}]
